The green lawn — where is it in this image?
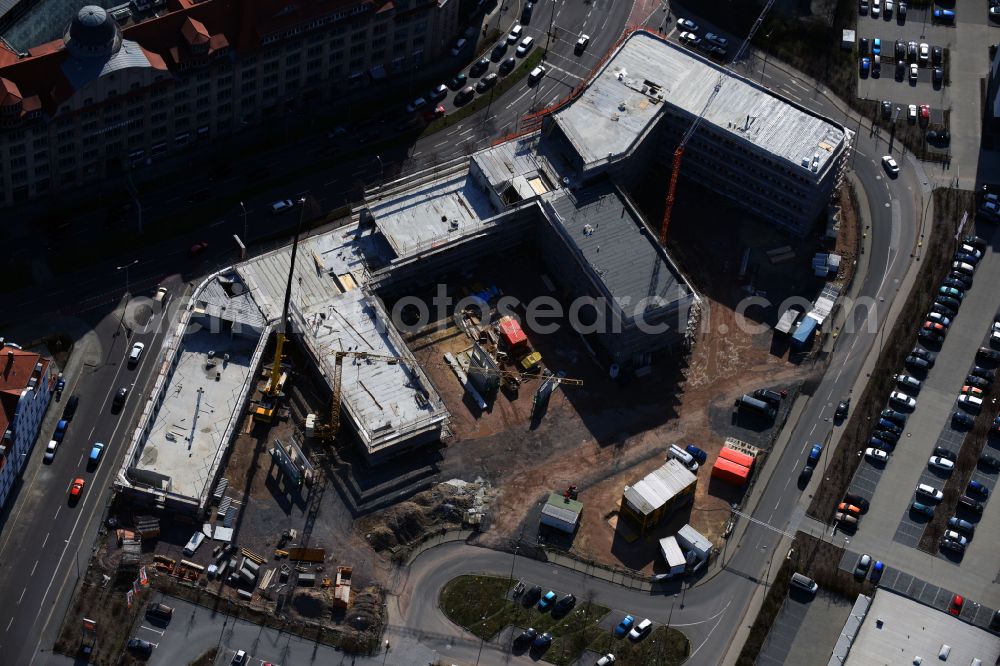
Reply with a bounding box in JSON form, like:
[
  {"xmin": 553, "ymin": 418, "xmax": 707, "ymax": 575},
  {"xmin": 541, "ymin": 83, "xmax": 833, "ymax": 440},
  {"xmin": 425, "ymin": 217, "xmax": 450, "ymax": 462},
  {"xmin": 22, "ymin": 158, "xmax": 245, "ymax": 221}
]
[{"xmin": 586, "ymin": 626, "xmax": 691, "ymax": 665}]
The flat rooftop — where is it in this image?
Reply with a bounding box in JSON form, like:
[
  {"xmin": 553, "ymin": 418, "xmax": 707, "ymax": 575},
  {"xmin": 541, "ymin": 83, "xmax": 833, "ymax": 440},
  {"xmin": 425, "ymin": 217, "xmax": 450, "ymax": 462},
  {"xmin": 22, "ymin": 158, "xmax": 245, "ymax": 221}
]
[
  {"xmin": 239, "ymin": 224, "xmax": 448, "ymax": 454},
  {"xmin": 135, "ymin": 327, "xmax": 255, "ymax": 499},
  {"xmin": 546, "ymin": 181, "xmax": 691, "ymax": 313},
  {"xmin": 846, "ymin": 590, "xmax": 1000, "ymax": 665},
  {"xmin": 553, "ymin": 30, "xmax": 845, "ymax": 174},
  {"xmin": 368, "ymin": 170, "xmax": 498, "ymax": 260}
]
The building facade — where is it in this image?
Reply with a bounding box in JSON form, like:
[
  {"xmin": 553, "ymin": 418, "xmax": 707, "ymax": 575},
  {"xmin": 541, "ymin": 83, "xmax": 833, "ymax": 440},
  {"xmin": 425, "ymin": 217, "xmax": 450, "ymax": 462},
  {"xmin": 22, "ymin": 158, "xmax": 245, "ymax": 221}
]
[
  {"xmin": 0, "ymin": 0, "xmax": 459, "ymax": 205},
  {"xmin": 0, "ymin": 344, "xmax": 52, "ymax": 511}
]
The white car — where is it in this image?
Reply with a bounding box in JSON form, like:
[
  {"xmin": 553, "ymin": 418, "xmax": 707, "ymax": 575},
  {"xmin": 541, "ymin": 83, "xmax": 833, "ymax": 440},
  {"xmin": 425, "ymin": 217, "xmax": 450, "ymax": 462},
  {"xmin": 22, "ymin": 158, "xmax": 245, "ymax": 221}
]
[
  {"xmin": 926, "ymin": 312, "xmax": 950, "ymax": 327},
  {"xmin": 907, "ymin": 103, "xmax": 917, "ymax": 121},
  {"xmin": 676, "ymin": 17, "xmax": 699, "ymax": 32},
  {"xmin": 528, "ymin": 65, "xmax": 547, "ymax": 83},
  {"xmin": 872, "ymin": 0, "xmax": 880, "ymax": 16},
  {"xmin": 231, "ymin": 650, "xmax": 248, "ymax": 666},
  {"xmin": 885, "ymin": 0, "xmax": 893, "ymax": 14},
  {"xmin": 941, "ymin": 530, "xmax": 967, "ymax": 546},
  {"xmin": 44, "ymin": 440, "xmax": 58, "ymax": 462},
  {"xmin": 128, "ymin": 342, "xmax": 145, "ymax": 365},
  {"xmin": 889, "ymin": 391, "xmax": 915, "ymax": 409},
  {"xmin": 575, "ymin": 34, "xmax": 590, "ymax": 52},
  {"xmin": 960, "ymin": 244, "xmax": 983, "ymax": 260},
  {"xmin": 928, "ymin": 456, "xmax": 955, "ymax": 472},
  {"xmin": 958, "ymin": 394, "xmax": 983, "ymax": 411},
  {"xmin": 628, "ymin": 617, "xmax": 652, "ymax": 640},
  {"xmin": 909, "ymin": 64, "xmax": 918, "ymax": 82},
  {"xmin": 865, "ymin": 447, "xmax": 889, "ymax": 462},
  {"xmin": 596, "ymin": 655, "xmax": 616, "ymax": 666},
  {"xmin": 679, "ymin": 31, "xmax": 698, "ymax": 43},
  {"xmin": 881, "ymin": 155, "xmax": 899, "ymax": 175},
  {"xmin": 894, "ymin": 373, "xmax": 922, "ymax": 391},
  {"xmin": 916, "ymin": 483, "xmax": 943, "ymax": 502}
]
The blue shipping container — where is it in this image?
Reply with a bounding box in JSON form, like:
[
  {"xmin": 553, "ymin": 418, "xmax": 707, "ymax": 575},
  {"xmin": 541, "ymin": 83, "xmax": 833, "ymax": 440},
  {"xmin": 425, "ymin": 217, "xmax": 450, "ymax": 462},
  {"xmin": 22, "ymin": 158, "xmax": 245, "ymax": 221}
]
[{"xmin": 791, "ymin": 316, "xmax": 819, "ymax": 348}]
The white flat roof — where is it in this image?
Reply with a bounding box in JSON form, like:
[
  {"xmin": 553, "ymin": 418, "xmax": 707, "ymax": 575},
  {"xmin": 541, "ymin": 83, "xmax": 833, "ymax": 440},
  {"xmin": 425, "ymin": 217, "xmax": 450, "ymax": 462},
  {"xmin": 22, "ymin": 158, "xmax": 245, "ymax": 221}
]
[
  {"xmin": 553, "ymin": 30, "xmax": 845, "ymax": 174},
  {"xmin": 846, "ymin": 590, "xmax": 1000, "ymax": 665}
]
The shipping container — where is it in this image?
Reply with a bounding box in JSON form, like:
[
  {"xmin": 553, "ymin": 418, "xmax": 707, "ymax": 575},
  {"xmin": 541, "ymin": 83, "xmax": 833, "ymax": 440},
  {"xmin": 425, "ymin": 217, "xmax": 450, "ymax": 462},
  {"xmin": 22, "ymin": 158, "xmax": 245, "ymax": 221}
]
[
  {"xmin": 658, "ymin": 536, "xmax": 686, "ymax": 576},
  {"xmin": 718, "ymin": 447, "xmax": 755, "ymax": 469},
  {"xmin": 791, "ymin": 315, "xmax": 819, "ymax": 348},
  {"xmin": 735, "ymin": 394, "xmax": 776, "ymax": 419},
  {"xmin": 711, "ymin": 457, "xmax": 750, "ymax": 485}
]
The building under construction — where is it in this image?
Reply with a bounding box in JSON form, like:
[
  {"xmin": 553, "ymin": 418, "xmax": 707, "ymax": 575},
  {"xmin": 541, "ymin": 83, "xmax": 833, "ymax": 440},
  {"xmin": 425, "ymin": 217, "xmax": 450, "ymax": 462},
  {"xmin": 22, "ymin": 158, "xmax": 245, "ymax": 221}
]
[{"xmin": 116, "ymin": 29, "xmax": 848, "ymax": 515}]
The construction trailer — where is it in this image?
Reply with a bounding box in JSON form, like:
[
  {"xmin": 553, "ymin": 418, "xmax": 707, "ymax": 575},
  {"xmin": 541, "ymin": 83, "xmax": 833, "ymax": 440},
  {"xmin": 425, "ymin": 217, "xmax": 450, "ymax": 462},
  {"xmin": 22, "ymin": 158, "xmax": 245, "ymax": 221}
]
[
  {"xmin": 540, "ymin": 492, "xmax": 583, "ymax": 534},
  {"xmin": 619, "ymin": 459, "xmax": 697, "ymax": 534},
  {"xmin": 676, "ymin": 524, "xmax": 712, "ymax": 565},
  {"xmin": 658, "ymin": 536, "xmax": 687, "ymax": 577}
]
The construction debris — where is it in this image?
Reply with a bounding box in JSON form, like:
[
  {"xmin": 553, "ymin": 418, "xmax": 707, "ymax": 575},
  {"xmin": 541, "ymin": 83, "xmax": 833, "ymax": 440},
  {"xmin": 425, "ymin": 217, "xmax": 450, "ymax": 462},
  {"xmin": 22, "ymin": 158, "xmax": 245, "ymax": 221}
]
[{"xmin": 286, "ymin": 547, "xmax": 325, "ymax": 563}]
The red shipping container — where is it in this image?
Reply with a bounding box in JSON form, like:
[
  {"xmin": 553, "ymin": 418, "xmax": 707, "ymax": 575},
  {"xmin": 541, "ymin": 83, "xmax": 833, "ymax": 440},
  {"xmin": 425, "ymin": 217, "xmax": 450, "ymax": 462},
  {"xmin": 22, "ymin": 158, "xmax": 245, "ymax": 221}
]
[
  {"xmin": 711, "ymin": 457, "xmax": 750, "ymax": 485},
  {"xmin": 718, "ymin": 447, "xmax": 755, "ymax": 469},
  {"xmin": 498, "ymin": 317, "xmax": 527, "ymax": 347}
]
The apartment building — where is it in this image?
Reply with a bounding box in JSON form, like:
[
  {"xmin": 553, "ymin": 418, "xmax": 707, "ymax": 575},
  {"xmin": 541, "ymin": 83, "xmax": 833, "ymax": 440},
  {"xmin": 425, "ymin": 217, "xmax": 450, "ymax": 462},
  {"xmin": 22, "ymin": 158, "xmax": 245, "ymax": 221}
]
[
  {"xmin": 0, "ymin": 0, "xmax": 459, "ymax": 205},
  {"xmin": 0, "ymin": 343, "xmax": 52, "ymax": 511}
]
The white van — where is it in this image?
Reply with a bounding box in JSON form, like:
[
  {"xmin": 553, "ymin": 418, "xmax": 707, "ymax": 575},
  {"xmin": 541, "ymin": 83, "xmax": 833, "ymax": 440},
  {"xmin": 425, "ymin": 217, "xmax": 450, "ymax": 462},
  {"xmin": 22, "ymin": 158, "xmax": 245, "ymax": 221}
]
[
  {"xmin": 516, "ymin": 36, "xmax": 534, "ymax": 56},
  {"xmin": 668, "ymin": 445, "xmax": 699, "ymax": 472},
  {"xmin": 507, "ymin": 24, "xmax": 523, "ymax": 44},
  {"xmin": 528, "ymin": 65, "xmax": 546, "ymax": 83},
  {"xmin": 790, "ymin": 572, "xmax": 818, "ymax": 595}
]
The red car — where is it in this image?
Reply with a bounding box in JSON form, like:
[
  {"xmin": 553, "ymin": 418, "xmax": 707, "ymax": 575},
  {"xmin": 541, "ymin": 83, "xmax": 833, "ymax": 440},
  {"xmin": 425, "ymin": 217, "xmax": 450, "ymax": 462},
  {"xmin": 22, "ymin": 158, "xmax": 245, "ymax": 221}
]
[
  {"xmin": 919, "ymin": 104, "xmax": 930, "ymax": 123},
  {"xmin": 923, "ymin": 321, "xmax": 945, "ymax": 332},
  {"xmin": 69, "ymin": 477, "xmax": 85, "ymax": 500},
  {"xmin": 948, "ymin": 594, "xmax": 964, "ymax": 616}
]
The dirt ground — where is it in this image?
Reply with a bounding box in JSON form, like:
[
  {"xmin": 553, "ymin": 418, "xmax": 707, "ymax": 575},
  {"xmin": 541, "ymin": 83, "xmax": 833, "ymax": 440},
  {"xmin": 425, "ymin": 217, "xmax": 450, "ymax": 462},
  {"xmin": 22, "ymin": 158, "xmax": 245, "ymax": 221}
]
[{"xmin": 389, "ymin": 181, "xmax": 847, "ymax": 573}]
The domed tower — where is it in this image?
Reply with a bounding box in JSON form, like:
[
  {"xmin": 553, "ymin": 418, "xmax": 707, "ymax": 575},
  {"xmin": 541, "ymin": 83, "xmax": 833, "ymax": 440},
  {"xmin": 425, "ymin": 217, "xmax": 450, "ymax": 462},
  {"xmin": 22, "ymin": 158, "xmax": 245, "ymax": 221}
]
[{"xmin": 63, "ymin": 5, "xmax": 122, "ymax": 59}]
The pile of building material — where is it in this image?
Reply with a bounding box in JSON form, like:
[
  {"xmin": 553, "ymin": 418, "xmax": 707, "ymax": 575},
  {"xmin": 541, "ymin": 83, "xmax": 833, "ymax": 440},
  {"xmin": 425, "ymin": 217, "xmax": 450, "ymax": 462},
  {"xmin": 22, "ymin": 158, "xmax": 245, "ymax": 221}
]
[
  {"xmin": 133, "ymin": 515, "xmax": 160, "ymax": 540},
  {"xmin": 332, "ymin": 566, "xmax": 353, "ymax": 607},
  {"xmin": 812, "ymin": 252, "xmax": 842, "ymax": 278}
]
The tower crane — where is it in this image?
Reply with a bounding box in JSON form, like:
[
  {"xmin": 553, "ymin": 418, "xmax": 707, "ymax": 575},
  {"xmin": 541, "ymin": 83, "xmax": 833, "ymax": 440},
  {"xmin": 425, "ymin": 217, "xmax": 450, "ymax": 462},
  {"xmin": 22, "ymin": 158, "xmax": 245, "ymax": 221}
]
[
  {"xmin": 659, "ymin": 0, "xmax": 777, "ymax": 247},
  {"xmin": 253, "ymin": 196, "xmax": 315, "ymax": 424},
  {"xmin": 310, "ymin": 348, "xmax": 583, "ymax": 443}
]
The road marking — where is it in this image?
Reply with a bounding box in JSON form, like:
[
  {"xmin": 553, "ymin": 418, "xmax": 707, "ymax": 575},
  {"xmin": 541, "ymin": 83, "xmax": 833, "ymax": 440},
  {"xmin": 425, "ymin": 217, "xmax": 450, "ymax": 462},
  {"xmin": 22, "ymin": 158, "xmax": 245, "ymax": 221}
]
[
  {"xmin": 53, "ymin": 507, "xmax": 60, "ymax": 520},
  {"xmin": 783, "ymin": 476, "xmax": 791, "ymax": 489},
  {"xmin": 17, "ymin": 587, "xmax": 25, "ymax": 605},
  {"xmin": 433, "ymin": 140, "xmax": 449, "ymax": 148},
  {"xmin": 209, "ymin": 219, "xmax": 227, "ymax": 228},
  {"xmin": 774, "ymin": 499, "xmax": 781, "ymax": 510},
  {"xmin": 809, "ymin": 424, "xmax": 816, "ymax": 435},
  {"xmin": 458, "ymin": 127, "xmax": 475, "ymax": 136},
  {"xmin": 141, "ymin": 625, "xmax": 165, "ymax": 635},
  {"xmin": 41, "ymin": 533, "xmax": 49, "ymax": 549},
  {"xmin": 789, "ymin": 78, "xmax": 809, "ymax": 92},
  {"xmin": 5, "ymin": 617, "xmax": 12, "ymax": 632},
  {"xmin": 506, "ymin": 88, "xmax": 532, "ymax": 110},
  {"xmin": 30, "ymin": 561, "xmax": 37, "ymax": 576}
]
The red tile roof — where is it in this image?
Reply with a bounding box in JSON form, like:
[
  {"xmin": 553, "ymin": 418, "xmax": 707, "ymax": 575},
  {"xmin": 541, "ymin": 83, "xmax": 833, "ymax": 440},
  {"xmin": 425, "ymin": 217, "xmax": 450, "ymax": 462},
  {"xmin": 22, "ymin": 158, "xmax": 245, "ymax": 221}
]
[
  {"xmin": 0, "ymin": 77, "xmax": 21, "ymax": 106},
  {"xmin": 0, "ymin": 346, "xmax": 48, "ymax": 438}
]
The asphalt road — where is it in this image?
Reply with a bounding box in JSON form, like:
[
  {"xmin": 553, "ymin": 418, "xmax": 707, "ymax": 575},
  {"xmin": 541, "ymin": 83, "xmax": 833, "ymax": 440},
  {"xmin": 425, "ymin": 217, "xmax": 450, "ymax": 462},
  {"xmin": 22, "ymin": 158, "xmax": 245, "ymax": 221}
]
[
  {"xmin": 0, "ymin": 287, "xmax": 179, "ymax": 665},
  {"xmin": 0, "ymin": 3, "xmax": 933, "ymax": 666}
]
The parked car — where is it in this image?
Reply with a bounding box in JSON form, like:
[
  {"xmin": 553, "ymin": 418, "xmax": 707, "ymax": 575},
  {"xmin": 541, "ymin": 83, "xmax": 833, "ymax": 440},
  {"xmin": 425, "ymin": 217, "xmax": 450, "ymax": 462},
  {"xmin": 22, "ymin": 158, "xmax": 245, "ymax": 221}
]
[
  {"xmin": 889, "ymin": 391, "xmax": 915, "ymax": 409},
  {"xmin": 447, "ymin": 73, "xmax": 468, "ymax": 90},
  {"xmin": 870, "ymin": 560, "xmax": 885, "ymax": 583},
  {"xmin": 910, "ymin": 348, "xmax": 936, "ymax": 364},
  {"xmin": 948, "ymin": 595, "xmax": 964, "ymax": 616},
  {"xmin": 947, "ymin": 517, "xmax": 975, "ymax": 536},
  {"xmin": 928, "ymin": 456, "xmax": 955, "ymax": 473},
  {"xmin": 943, "ymin": 278, "xmax": 967, "ymax": 291},
  {"xmin": 861, "ymin": 57, "xmax": 871, "ymax": 76},
  {"xmin": 916, "ymin": 483, "xmax": 944, "ymax": 502},
  {"xmin": 918, "ymin": 327, "xmax": 944, "ymax": 344},
  {"xmin": 614, "ymin": 615, "xmax": 635, "ymax": 637},
  {"xmin": 911, "ymin": 501, "xmax": 935, "ymax": 517},
  {"xmin": 836, "ymin": 512, "xmax": 858, "ymax": 527},
  {"xmin": 940, "ymin": 535, "xmax": 967, "ymax": 554},
  {"xmin": 932, "ymin": 447, "xmax": 955, "ymax": 461},
  {"xmin": 146, "ymin": 602, "xmax": 174, "ymax": 622},
  {"xmin": 513, "ymin": 627, "xmax": 537, "ymax": 648},
  {"xmin": 853, "ymin": 554, "xmax": 872, "ymax": 577},
  {"xmin": 455, "ymin": 86, "xmax": 475, "ymax": 105},
  {"xmin": 881, "ymin": 408, "xmax": 907, "ymax": 425},
  {"xmin": 835, "ymin": 399, "xmax": 850, "ymax": 419},
  {"xmin": 947, "ymin": 272, "xmax": 971, "ymax": 289},
  {"xmin": 905, "ymin": 355, "xmax": 931, "ymax": 371},
  {"xmin": 957, "ymin": 495, "xmax": 984, "ymax": 514},
  {"xmin": 596, "ymin": 655, "xmax": 616, "ymax": 666},
  {"xmin": 964, "ymin": 235, "xmax": 988, "ymax": 249},
  {"xmin": 807, "ymin": 444, "xmax": 823, "ymax": 464},
  {"xmin": 469, "ymin": 57, "xmax": 490, "ymax": 77},
  {"xmin": 909, "ymin": 63, "xmax": 918, "ymax": 82},
  {"xmin": 979, "ymin": 453, "xmax": 1000, "ymax": 470},
  {"xmin": 936, "ymin": 295, "xmax": 961, "ymax": 311},
  {"xmin": 516, "ymin": 36, "xmax": 534, "ymax": 57},
  {"xmin": 932, "ymin": 8, "xmax": 955, "ymax": 23},
  {"xmin": 877, "ymin": 419, "xmax": 902, "ymax": 435},
  {"xmin": 629, "ymin": 618, "xmax": 653, "ymax": 640},
  {"xmin": 523, "ymin": 585, "xmax": 542, "ymax": 606},
  {"xmin": 575, "ymin": 34, "xmax": 590, "ymax": 54},
  {"xmin": 961, "ymin": 385, "xmax": 984, "ymax": 397},
  {"xmin": 499, "ymin": 56, "xmax": 516, "ymax": 75},
  {"xmin": 939, "ymin": 286, "xmax": 963, "ymax": 300},
  {"xmin": 967, "ymin": 480, "xmax": 990, "ymax": 498},
  {"xmin": 869, "ymin": 436, "xmax": 892, "ymax": 451},
  {"xmin": 927, "ymin": 128, "xmax": 949, "ymax": 144},
  {"xmin": 838, "ymin": 502, "xmax": 862, "ymax": 517},
  {"xmin": 873, "ymin": 429, "xmax": 899, "ymax": 443},
  {"xmin": 127, "ymin": 638, "xmax": 153, "ymax": 656},
  {"xmin": 844, "ymin": 493, "xmax": 870, "ymax": 512},
  {"xmin": 676, "ymin": 18, "xmax": 699, "ymax": 31},
  {"xmin": 507, "ymin": 24, "xmax": 523, "ymax": 44},
  {"xmin": 881, "ymin": 99, "xmax": 892, "ymax": 119},
  {"xmin": 231, "ymin": 650, "xmax": 248, "ymax": 666},
  {"xmin": 971, "ymin": 366, "xmax": 995, "ymax": 381},
  {"xmin": 53, "ymin": 419, "xmax": 68, "ymax": 442},
  {"xmin": 537, "ymin": 590, "xmax": 557, "ymax": 610},
  {"xmin": 798, "ymin": 465, "xmax": 814, "ymax": 484},
  {"xmin": 952, "ymin": 411, "xmax": 975, "ymax": 428},
  {"xmin": 554, "ymin": 594, "xmax": 576, "ymax": 614},
  {"xmin": 978, "ymin": 347, "xmax": 1000, "ymax": 363},
  {"xmin": 966, "ymin": 375, "xmax": 990, "ymax": 390},
  {"xmin": 476, "ymin": 72, "xmax": 499, "ymax": 92},
  {"xmin": 932, "ymin": 67, "xmax": 943, "ymax": 86},
  {"xmin": 44, "ymin": 440, "xmax": 58, "ymax": 463},
  {"xmin": 527, "ymin": 66, "xmax": 546, "ymax": 84}
]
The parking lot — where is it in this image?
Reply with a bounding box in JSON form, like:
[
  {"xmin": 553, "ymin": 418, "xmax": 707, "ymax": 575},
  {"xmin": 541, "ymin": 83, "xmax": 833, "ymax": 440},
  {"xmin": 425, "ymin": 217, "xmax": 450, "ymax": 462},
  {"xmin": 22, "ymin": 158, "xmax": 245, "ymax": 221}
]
[{"xmin": 855, "ymin": 2, "xmax": 953, "ymax": 125}]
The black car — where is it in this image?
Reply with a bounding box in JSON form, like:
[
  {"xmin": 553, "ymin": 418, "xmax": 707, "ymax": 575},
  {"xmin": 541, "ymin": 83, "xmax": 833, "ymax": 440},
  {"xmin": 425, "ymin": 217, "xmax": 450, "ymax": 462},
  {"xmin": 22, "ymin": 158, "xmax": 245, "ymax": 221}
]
[
  {"xmin": 127, "ymin": 638, "xmax": 153, "ymax": 656},
  {"xmin": 513, "ymin": 627, "xmax": 537, "ymax": 648},
  {"xmin": 521, "ymin": 1, "xmax": 534, "ymax": 23},
  {"xmin": 948, "ymin": 516, "xmax": 975, "ymax": 536},
  {"xmin": 447, "ymin": 73, "xmax": 467, "ymax": 90},
  {"xmin": 531, "ymin": 632, "xmax": 553, "ymax": 652},
  {"xmin": 62, "ymin": 395, "xmax": 80, "ymax": 420},
  {"xmin": 942, "ymin": 278, "xmax": 967, "ymax": 292},
  {"xmin": 910, "ymin": 347, "xmax": 937, "ymax": 364},
  {"xmin": 931, "ymin": 302, "xmax": 957, "ymax": 318},
  {"xmin": 843, "ymin": 493, "xmax": 870, "ymax": 512},
  {"xmin": 499, "ymin": 56, "xmax": 516, "ymax": 75},
  {"xmin": 978, "ymin": 347, "xmax": 1000, "ymax": 363},
  {"xmin": 936, "ymin": 295, "xmax": 962, "ymax": 311},
  {"xmin": 859, "ymin": 37, "xmax": 869, "ymax": 54},
  {"xmin": 932, "ymin": 45, "xmax": 943, "ymax": 65},
  {"xmin": 932, "ymin": 67, "xmax": 943, "ymax": 86},
  {"xmin": 880, "ymin": 100, "xmax": 892, "ymax": 119},
  {"xmin": 905, "ymin": 355, "xmax": 931, "ymax": 371},
  {"xmin": 553, "ymin": 594, "xmax": 577, "ymax": 614},
  {"xmin": 470, "ymin": 57, "xmax": 490, "ymax": 77},
  {"xmin": 754, "ymin": 388, "xmax": 783, "ymax": 406},
  {"xmin": 918, "ymin": 328, "xmax": 944, "ymax": 344},
  {"xmin": 970, "ymin": 366, "xmax": 996, "ymax": 381},
  {"xmin": 881, "ymin": 409, "xmax": 907, "ymax": 426},
  {"xmin": 964, "ymin": 235, "xmax": 988, "ymax": 250},
  {"xmin": 799, "ymin": 465, "xmax": 814, "ymax": 485},
  {"xmin": 966, "ymin": 375, "xmax": 991, "ymax": 390},
  {"xmin": 927, "ymin": 129, "xmax": 950, "ymax": 145},
  {"xmin": 895, "ymin": 40, "xmax": 905, "ymax": 60},
  {"xmin": 113, "ymin": 386, "xmax": 129, "ymax": 410},
  {"xmin": 523, "ymin": 585, "xmax": 542, "ymax": 606},
  {"xmin": 934, "ymin": 446, "xmax": 957, "ymax": 460},
  {"xmin": 957, "ymin": 495, "xmax": 984, "ymax": 514},
  {"xmin": 953, "ymin": 411, "xmax": 975, "ymax": 429},
  {"xmin": 948, "ymin": 272, "xmax": 972, "ymax": 289},
  {"xmin": 835, "ymin": 399, "xmax": 850, "ymax": 420},
  {"xmin": 491, "ymin": 42, "xmax": 508, "ymax": 61},
  {"xmin": 980, "ymin": 453, "xmax": 1000, "ymax": 470},
  {"xmin": 874, "ymin": 429, "xmax": 900, "ymax": 443}
]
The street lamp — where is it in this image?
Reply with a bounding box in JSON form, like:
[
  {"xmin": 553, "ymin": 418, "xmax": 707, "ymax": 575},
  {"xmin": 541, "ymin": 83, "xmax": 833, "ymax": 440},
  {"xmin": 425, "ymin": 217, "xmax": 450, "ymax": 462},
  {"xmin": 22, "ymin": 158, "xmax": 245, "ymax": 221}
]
[
  {"xmin": 117, "ymin": 259, "xmax": 138, "ymax": 297},
  {"xmin": 376, "ymin": 154, "xmax": 384, "ymax": 199},
  {"xmin": 240, "ymin": 201, "xmax": 248, "ymax": 242}
]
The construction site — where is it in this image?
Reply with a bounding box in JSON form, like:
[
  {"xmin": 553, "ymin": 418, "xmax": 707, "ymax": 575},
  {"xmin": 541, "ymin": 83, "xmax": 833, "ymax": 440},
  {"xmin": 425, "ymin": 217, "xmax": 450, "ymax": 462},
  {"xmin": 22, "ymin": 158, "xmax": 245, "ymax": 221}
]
[{"xmin": 54, "ymin": 28, "xmax": 860, "ymax": 660}]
